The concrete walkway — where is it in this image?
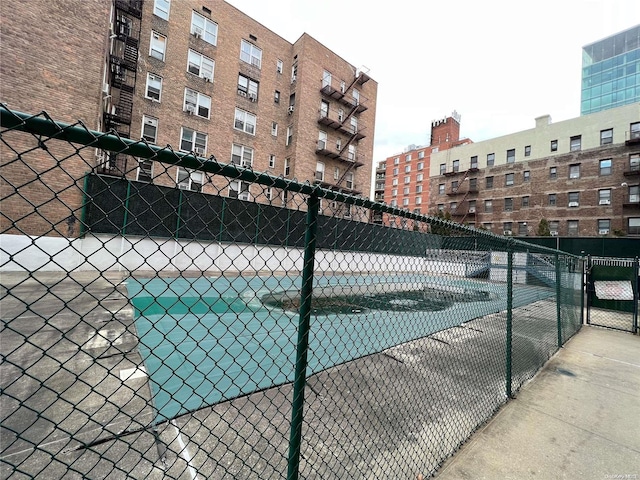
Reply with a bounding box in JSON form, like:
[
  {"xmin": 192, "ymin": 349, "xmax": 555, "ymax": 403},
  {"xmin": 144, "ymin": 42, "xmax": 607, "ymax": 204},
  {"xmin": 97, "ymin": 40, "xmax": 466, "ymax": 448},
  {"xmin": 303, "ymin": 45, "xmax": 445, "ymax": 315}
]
[{"xmin": 435, "ymin": 325, "xmax": 640, "ymax": 480}]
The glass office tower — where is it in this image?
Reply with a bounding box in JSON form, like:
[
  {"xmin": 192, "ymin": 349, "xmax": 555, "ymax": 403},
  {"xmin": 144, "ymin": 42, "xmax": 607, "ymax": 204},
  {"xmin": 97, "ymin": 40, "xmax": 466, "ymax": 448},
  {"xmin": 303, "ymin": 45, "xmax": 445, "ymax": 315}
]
[{"xmin": 581, "ymin": 24, "xmax": 640, "ymax": 115}]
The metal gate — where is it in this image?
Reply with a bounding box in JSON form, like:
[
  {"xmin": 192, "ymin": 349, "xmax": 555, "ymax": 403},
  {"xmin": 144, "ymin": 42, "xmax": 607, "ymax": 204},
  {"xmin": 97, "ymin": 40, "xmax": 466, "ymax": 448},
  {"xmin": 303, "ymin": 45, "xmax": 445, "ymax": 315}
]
[{"xmin": 586, "ymin": 256, "xmax": 639, "ymax": 334}]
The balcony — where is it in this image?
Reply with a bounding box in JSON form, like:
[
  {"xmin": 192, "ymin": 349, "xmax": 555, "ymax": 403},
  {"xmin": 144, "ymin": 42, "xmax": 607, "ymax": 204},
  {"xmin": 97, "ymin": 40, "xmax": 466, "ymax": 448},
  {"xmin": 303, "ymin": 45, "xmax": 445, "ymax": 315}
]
[
  {"xmin": 623, "ymin": 164, "xmax": 640, "ymax": 176},
  {"xmin": 317, "ymin": 111, "xmax": 366, "ymax": 141},
  {"xmin": 622, "ymin": 195, "xmax": 640, "ymax": 208},
  {"xmin": 313, "ymin": 178, "xmax": 361, "ymax": 196},
  {"xmin": 625, "ymin": 129, "xmax": 640, "ymax": 145},
  {"xmin": 115, "ymin": 0, "xmax": 143, "ymax": 18},
  {"xmin": 315, "ymin": 140, "xmax": 364, "ymax": 167},
  {"xmin": 320, "ymin": 81, "xmax": 368, "ymax": 114}
]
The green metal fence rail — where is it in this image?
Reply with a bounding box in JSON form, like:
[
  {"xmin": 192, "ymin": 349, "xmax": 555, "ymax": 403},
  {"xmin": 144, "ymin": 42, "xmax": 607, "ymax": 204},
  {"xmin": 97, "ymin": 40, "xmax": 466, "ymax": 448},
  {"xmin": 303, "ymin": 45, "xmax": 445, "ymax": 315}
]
[{"xmin": 1, "ymin": 105, "xmax": 583, "ymax": 479}]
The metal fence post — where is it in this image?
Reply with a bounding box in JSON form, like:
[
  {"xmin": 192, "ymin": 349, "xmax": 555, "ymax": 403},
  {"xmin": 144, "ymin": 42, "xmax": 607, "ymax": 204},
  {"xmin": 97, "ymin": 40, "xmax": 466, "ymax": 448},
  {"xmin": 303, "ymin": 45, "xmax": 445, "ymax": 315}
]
[
  {"xmin": 586, "ymin": 254, "xmax": 592, "ymax": 326},
  {"xmin": 287, "ymin": 193, "xmax": 320, "ymax": 480},
  {"xmin": 556, "ymin": 252, "xmax": 563, "ymax": 347},
  {"xmin": 633, "ymin": 256, "xmax": 639, "ymax": 335},
  {"xmin": 506, "ymin": 247, "xmax": 513, "ymax": 399}
]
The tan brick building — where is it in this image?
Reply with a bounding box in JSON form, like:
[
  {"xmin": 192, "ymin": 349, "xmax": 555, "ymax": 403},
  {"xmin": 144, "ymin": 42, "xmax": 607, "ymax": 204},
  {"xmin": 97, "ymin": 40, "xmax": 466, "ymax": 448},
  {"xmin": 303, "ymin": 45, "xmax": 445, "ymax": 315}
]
[
  {"xmin": 428, "ymin": 103, "xmax": 640, "ymax": 237},
  {"xmin": 373, "ymin": 113, "xmax": 471, "ymax": 226},
  {"xmin": 0, "ymin": 0, "xmax": 377, "ymax": 236}
]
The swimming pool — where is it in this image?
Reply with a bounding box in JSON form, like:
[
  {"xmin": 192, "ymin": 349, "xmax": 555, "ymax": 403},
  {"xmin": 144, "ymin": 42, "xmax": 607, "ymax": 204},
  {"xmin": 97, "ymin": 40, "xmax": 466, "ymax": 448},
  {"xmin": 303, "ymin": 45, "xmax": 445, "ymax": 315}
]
[{"xmin": 128, "ymin": 274, "xmax": 553, "ymax": 423}]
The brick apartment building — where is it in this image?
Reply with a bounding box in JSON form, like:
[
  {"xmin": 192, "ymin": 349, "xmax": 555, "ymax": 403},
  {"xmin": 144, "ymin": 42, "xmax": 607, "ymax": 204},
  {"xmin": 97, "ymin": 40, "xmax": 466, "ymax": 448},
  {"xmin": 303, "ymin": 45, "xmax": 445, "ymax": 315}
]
[
  {"xmin": 0, "ymin": 0, "xmax": 377, "ymax": 236},
  {"xmin": 373, "ymin": 113, "xmax": 471, "ymax": 225},
  {"xmin": 428, "ymin": 103, "xmax": 640, "ymax": 237}
]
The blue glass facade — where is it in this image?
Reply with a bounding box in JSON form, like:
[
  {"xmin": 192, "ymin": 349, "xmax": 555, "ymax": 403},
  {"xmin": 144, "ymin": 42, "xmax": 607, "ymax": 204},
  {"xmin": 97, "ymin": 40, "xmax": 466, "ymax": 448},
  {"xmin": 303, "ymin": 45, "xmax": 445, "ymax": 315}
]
[{"xmin": 581, "ymin": 25, "xmax": 640, "ymax": 115}]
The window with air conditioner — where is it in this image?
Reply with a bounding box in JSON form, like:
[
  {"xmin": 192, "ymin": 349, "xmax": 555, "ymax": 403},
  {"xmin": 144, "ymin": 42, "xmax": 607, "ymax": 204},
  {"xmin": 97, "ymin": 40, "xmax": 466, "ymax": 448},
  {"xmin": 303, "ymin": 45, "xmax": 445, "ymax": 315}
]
[
  {"xmin": 237, "ymin": 74, "xmax": 258, "ymax": 98},
  {"xmin": 315, "ymin": 161, "xmax": 325, "ymax": 181},
  {"xmin": 180, "ymin": 127, "xmax": 207, "ymax": 155},
  {"xmin": 505, "ymin": 173, "xmax": 514, "ymax": 186},
  {"xmin": 348, "ymin": 145, "xmax": 356, "ymax": 162},
  {"xmin": 345, "ymin": 172, "xmax": 354, "ymax": 190},
  {"xmin": 240, "ymin": 39, "xmax": 262, "ymax": 68},
  {"xmin": 271, "ymin": 122, "xmax": 278, "ymax": 136},
  {"xmin": 191, "ymin": 12, "xmax": 218, "ymax": 45},
  {"xmin": 276, "ymin": 59, "xmax": 283, "ymax": 74},
  {"xmin": 317, "ymin": 131, "xmax": 327, "ymax": 150},
  {"xmin": 569, "ymin": 164, "xmax": 580, "ymax": 179},
  {"xmin": 229, "ymin": 180, "xmax": 250, "ymax": 200},
  {"xmin": 598, "ymin": 189, "xmax": 611, "ymax": 205},
  {"xmin": 598, "ymin": 219, "xmax": 611, "ymax": 235},
  {"xmin": 145, "ymin": 73, "xmax": 162, "ymax": 101},
  {"xmin": 187, "ymin": 50, "xmax": 214, "ymax": 81},
  {"xmin": 141, "ymin": 116, "xmax": 158, "ymax": 144},
  {"xmin": 568, "ymin": 192, "xmax": 579, "ymax": 207},
  {"xmin": 184, "ymin": 88, "xmax": 211, "ymax": 118},
  {"xmin": 177, "ymin": 167, "xmax": 204, "ymax": 191},
  {"xmin": 234, "ymin": 108, "xmax": 256, "ymax": 135},
  {"xmin": 231, "ymin": 144, "xmax": 253, "ymax": 168},
  {"xmin": 269, "ymin": 155, "xmax": 276, "ymax": 169},
  {"xmin": 504, "ymin": 198, "xmax": 513, "ymax": 212},
  {"xmin": 137, "ymin": 159, "xmax": 154, "ymax": 182}
]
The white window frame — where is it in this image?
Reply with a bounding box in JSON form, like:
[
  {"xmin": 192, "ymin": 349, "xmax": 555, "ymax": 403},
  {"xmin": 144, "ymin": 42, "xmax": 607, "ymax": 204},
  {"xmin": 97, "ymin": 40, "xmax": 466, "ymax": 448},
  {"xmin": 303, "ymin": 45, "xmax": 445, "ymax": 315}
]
[
  {"xmin": 271, "ymin": 122, "xmax": 278, "ymax": 136},
  {"xmin": 145, "ymin": 73, "xmax": 162, "ymax": 102},
  {"xmin": 184, "ymin": 88, "xmax": 211, "ymax": 118},
  {"xmin": 229, "ymin": 180, "xmax": 251, "ymax": 200},
  {"xmin": 345, "ymin": 172, "xmax": 354, "ymax": 189},
  {"xmin": 276, "ymin": 59, "xmax": 283, "ymax": 74},
  {"xmin": 180, "ymin": 127, "xmax": 207, "ymax": 155},
  {"xmin": 334, "ymin": 167, "xmax": 340, "ymax": 180},
  {"xmin": 187, "ymin": 50, "xmax": 215, "ymax": 81},
  {"xmin": 286, "ymin": 126, "xmax": 293, "ymax": 146},
  {"xmin": 150, "ymin": 31, "xmax": 166, "ymax": 61},
  {"xmin": 231, "ymin": 144, "xmax": 254, "ymax": 168},
  {"xmin": 240, "ymin": 39, "xmax": 262, "ymax": 68},
  {"xmin": 137, "ymin": 159, "xmax": 153, "ymax": 182},
  {"xmin": 315, "ymin": 161, "xmax": 325, "ymax": 181},
  {"xmin": 153, "ymin": 0, "xmax": 170, "ymax": 20},
  {"xmin": 191, "ymin": 11, "xmax": 218, "ymax": 45},
  {"xmin": 269, "ymin": 154, "xmax": 276, "ymax": 169},
  {"xmin": 599, "ymin": 189, "xmax": 612, "ymax": 204},
  {"xmin": 234, "ymin": 108, "xmax": 256, "ymax": 135},
  {"xmin": 284, "ymin": 158, "xmax": 290, "ymax": 176},
  {"xmin": 600, "ymin": 128, "xmax": 613, "ymax": 145},
  {"xmin": 237, "ymin": 74, "xmax": 259, "ymax": 99},
  {"xmin": 485, "ymin": 200, "xmax": 493, "ymax": 213},
  {"xmin": 322, "ymin": 70, "xmax": 332, "ymax": 88},
  {"xmin": 177, "ymin": 167, "xmax": 204, "ymax": 191},
  {"xmin": 348, "ymin": 144, "xmax": 356, "ymax": 162},
  {"xmin": 416, "ymin": 173, "xmax": 423, "ymax": 182},
  {"xmin": 141, "ymin": 116, "xmax": 158, "ymax": 144}
]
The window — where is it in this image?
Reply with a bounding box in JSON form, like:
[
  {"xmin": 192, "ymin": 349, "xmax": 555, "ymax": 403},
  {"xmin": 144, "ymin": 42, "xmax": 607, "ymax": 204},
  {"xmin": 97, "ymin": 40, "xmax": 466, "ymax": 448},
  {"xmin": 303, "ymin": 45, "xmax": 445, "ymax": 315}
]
[
  {"xmin": 550, "ymin": 140, "xmax": 558, "ymax": 152},
  {"xmin": 437, "ymin": 204, "xmax": 444, "ymax": 212},
  {"xmin": 150, "ymin": 31, "xmax": 166, "ymax": 61},
  {"xmin": 505, "ymin": 173, "xmax": 514, "ymax": 186},
  {"xmin": 524, "ymin": 145, "xmax": 531, "ymax": 157},
  {"xmin": 503, "ymin": 222, "xmax": 513, "ymax": 234},
  {"xmin": 469, "ymin": 178, "xmax": 478, "ymax": 190},
  {"xmin": 347, "ymin": 145, "xmax": 356, "ymax": 162},
  {"xmin": 284, "ymin": 158, "xmax": 290, "ymax": 176},
  {"xmin": 452, "ymin": 159, "xmax": 460, "ymax": 172},
  {"xmin": 334, "ymin": 167, "xmax": 339, "ymax": 180},
  {"xmin": 599, "ymin": 189, "xmax": 611, "ymax": 205},
  {"xmin": 286, "ymin": 126, "xmax": 293, "ymax": 146},
  {"xmin": 322, "ymin": 70, "xmax": 332, "ymax": 88},
  {"xmin": 291, "ymin": 63, "xmax": 298, "ymax": 83},
  {"xmin": 468, "ymin": 200, "xmax": 476, "ymax": 212},
  {"xmin": 405, "ymin": 154, "xmax": 411, "ymax": 162},
  {"xmin": 506, "ymin": 149, "xmax": 515, "ymax": 163},
  {"xmin": 504, "ymin": 198, "xmax": 513, "ymax": 212},
  {"xmin": 415, "ymin": 173, "xmax": 423, "ymax": 182},
  {"xmin": 234, "ymin": 109, "xmax": 256, "ymax": 134},
  {"xmin": 569, "ymin": 164, "xmax": 580, "ymax": 179},
  {"xmin": 240, "ymin": 39, "xmax": 262, "ymax": 68},
  {"xmin": 229, "ymin": 180, "xmax": 250, "ymax": 200},
  {"xmin": 231, "ymin": 144, "xmax": 253, "ymax": 168},
  {"xmin": 177, "ymin": 167, "xmax": 204, "ymax": 192},
  {"xmin": 350, "ymin": 116, "xmax": 358, "ymax": 133},
  {"xmin": 394, "ymin": 157, "xmax": 400, "ymax": 165},
  {"xmin": 237, "ymin": 74, "xmax": 259, "ymax": 99},
  {"xmin": 416, "ymin": 185, "xmax": 422, "ymax": 194},
  {"xmin": 416, "ymin": 196, "xmax": 422, "ymax": 205},
  {"xmin": 570, "ymin": 135, "xmax": 581, "ymax": 151},
  {"xmin": 598, "ymin": 219, "xmax": 611, "ymax": 235},
  {"xmin": 153, "ymin": 0, "xmax": 170, "ymax": 20},
  {"xmin": 317, "ymin": 131, "xmax": 327, "ymax": 150},
  {"xmin": 523, "ymin": 170, "xmax": 530, "ymax": 182},
  {"xmin": 630, "ymin": 185, "xmax": 640, "ymax": 203},
  {"xmin": 141, "ymin": 116, "xmax": 158, "ymax": 144},
  {"xmin": 599, "ymin": 159, "xmax": 612, "ymax": 175},
  {"xmin": 352, "ymin": 88, "xmax": 360, "ymax": 104},
  {"xmin": 184, "ymin": 88, "xmax": 211, "ymax": 118},
  {"xmin": 392, "ymin": 178, "xmax": 398, "ymax": 186},
  {"xmin": 600, "ymin": 128, "xmax": 613, "ymax": 145},
  {"xmin": 392, "ymin": 167, "xmax": 399, "ymax": 176},
  {"xmin": 191, "ymin": 12, "xmax": 218, "ymax": 45},
  {"xmin": 451, "ymin": 180, "xmax": 459, "ymax": 191},
  {"xmin": 567, "ymin": 220, "xmax": 579, "ymax": 236},
  {"xmin": 404, "ymin": 165, "xmax": 411, "ymax": 173},
  {"xmin": 145, "ymin": 73, "xmax": 162, "ymax": 101},
  {"xmin": 439, "ymin": 164, "xmax": 446, "ymax": 175},
  {"xmin": 418, "ymin": 151, "xmax": 425, "ymax": 159},
  {"xmin": 521, "ymin": 196, "xmax": 530, "ymax": 208},
  {"xmin": 180, "ymin": 127, "xmax": 207, "ymax": 154},
  {"xmin": 549, "ymin": 166, "xmax": 557, "ymax": 179},
  {"xmin": 344, "ymin": 172, "xmax": 354, "ymax": 189},
  {"xmin": 549, "ymin": 221, "xmax": 559, "ymax": 235},
  {"xmin": 417, "ymin": 162, "xmax": 424, "ymax": 170},
  {"xmin": 187, "ymin": 50, "xmax": 214, "ymax": 81},
  {"xmin": 470, "ymin": 156, "xmax": 478, "ymax": 169},
  {"xmin": 568, "ymin": 191, "xmax": 580, "ymax": 207},
  {"xmin": 404, "ymin": 176, "xmax": 410, "ymax": 184},
  {"xmin": 630, "ymin": 153, "xmax": 640, "ymax": 172},
  {"xmin": 629, "ymin": 218, "xmax": 640, "ymax": 235},
  {"xmin": 269, "ymin": 154, "xmax": 275, "ymax": 168},
  {"xmin": 337, "ymin": 108, "xmax": 344, "ymax": 122},
  {"xmin": 484, "ymin": 199, "xmax": 493, "ymax": 213},
  {"xmin": 403, "ymin": 198, "xmax": 410, "ymax": 207},
  {"xmin": 274, "ymin": 90, "xmax": 280, "ymax": 104},
  {"xmin": 403, "ymin": 186, "xmax": 410, "ymax": 195},
  {"xmin": 630, "ymin": 122, "xmax": 640, "ymax": 140},
  {"xmin": 483, "ymin": 223, "xmax": 492, "ymax": 231},
  {"xmin": 487, "ymin": 153, "xmax": 495, "ymax": 166},
  {"xmin": 450, "ymin": 202, "xmax": 457, "ymax": 211},
  {"xmin": 518, "ymin": 222, "xmax": 528, "ymax": 236},
  {"xmin": 548, "ymin": 194, "xmax": 557, "ymax": 206},
  {"xmin": 265, "ymin": 187, "xmax": 273, "ymax": 200},
  {"xmin": 439, "ymin": 184, "xmax": 445, "ymax": 195},
  {"xmin": 336, "ymin": 139, "xmax": 341, "ymax": 151},
  {"xmin": 137, "ymin": 159, "xmax": 153, "ymax": 182},
  {"xmin": 276, "ymin": 59, "xmax": 283, "ymax": 74},
  {"xmin": 392, "ymin": 188, "xmax": 397, "ymax": 197},
  {"xmin": 486, "ymin": 176, "xmax": 494, "ymax": 188},
  {"xmin": 271, "ymin": 122, "xmax": 278, "ymax": 136},
  {"xmin": 315, "ymin": 161, "xmax": 325, "ymax": 181}
]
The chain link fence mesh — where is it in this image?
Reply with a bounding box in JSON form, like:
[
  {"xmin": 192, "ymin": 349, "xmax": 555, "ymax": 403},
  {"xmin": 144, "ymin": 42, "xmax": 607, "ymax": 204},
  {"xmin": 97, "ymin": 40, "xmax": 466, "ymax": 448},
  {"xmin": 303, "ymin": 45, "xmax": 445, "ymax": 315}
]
[{"xmin": 1, "ymin": 105, "xmax": 583, "ymax": 479}]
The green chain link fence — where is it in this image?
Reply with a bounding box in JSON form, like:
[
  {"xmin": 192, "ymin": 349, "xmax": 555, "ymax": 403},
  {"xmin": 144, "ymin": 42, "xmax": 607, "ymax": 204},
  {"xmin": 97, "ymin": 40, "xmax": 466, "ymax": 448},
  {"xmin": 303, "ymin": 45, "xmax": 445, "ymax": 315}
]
[{"xmin": 1, "ymin": 105, "xmax": 583, "ymax": 479}]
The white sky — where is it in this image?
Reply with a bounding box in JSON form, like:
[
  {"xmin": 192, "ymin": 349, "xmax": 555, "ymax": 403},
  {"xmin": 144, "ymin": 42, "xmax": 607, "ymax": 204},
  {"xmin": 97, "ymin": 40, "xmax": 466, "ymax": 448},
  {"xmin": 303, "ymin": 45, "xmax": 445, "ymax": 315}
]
[{"xmin": 226, "ymin": 0, "xmax": 639, "ymax": 162}]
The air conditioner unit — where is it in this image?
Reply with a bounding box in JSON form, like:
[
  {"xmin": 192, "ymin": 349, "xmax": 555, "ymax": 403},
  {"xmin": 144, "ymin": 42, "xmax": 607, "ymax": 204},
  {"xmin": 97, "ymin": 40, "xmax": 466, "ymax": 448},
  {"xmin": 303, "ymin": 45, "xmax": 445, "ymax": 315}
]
[
  {"xmin": 194, "ymin": 147, "xmax": 205, "ymax": 156},
  {"xmin": 102, "ymin": 83, "xmax": 110, "ymax": 94},
  {"xmin": 251, "ymin": 58, "xmax": 260, "ymax": 68},
  {"xmin": 204, "ymin": 77, "xmax": 212, "ymax": 83},
  {"xmin": 503, "ymin": 230, "xmax": 512, "ymax": 236},
  {"xmin": 237, "ymin": 90, "xmax": 247, "ymax": 97},
  {"xmin": 185, "ymin": 105, "xmax": 196, "ymax": 114},
  {"xmin": 178, "ymin": 183, "xmax": 190, "ymax": 190},
  {"xmin": 193, "ymin": 27, "xmax": 203, "ymax": 38},
  {"xmin": 599, "ymin": 199, "xmax": 611, "ymax": 205},
  {"xmin": 317, "ymin": 140, "xmax": 326, "ymax": 150},
  {"xmin": 291, "ymin": 75, "xmax": 297, "ymax": 83},
  {"xmin": 248, "ymin": 93, "xmax": 257, "ymax": 102},
  {"xmin": 568, "ymin": 202, "xmax": 579, "ymax": 207},
  {"xmin": 288, "ymin": 106, "xmax": 295, "ymax": 114},
  {"xmin": 468, "ymin": 207, "xmax": 476, "ymax": 213},
  {"xmin": 550, "ymin": 231, "xmax": 559, "ymax": 236},
  {"xmin": 599, "ymin": 229, "xmax": 610, "ymax": 235}
]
